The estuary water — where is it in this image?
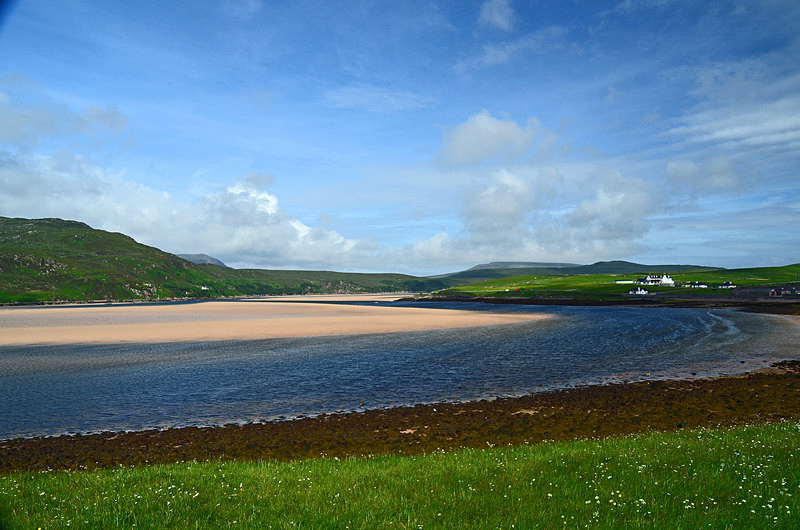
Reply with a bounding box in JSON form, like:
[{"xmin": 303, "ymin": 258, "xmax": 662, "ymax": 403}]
[{"xmin": 1, "ymin": 302, "xmax": 799, "ymax": 440}]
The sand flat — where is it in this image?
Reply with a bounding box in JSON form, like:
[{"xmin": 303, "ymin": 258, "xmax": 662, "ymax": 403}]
[{"xmin": 0, "ymin": 295, "xmax": 547, "ymax": 345}]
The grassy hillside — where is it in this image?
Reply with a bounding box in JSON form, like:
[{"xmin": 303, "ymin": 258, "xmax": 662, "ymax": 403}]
[
  {"xmin": 200, "ymin": 265, "xmax": 446, "ymax": 296},
  {"xmin": 0, "ymin": 217, "xmax": 216, "ymax": 303},
  {"xmin": 0, "ymin": 217, "xmax": 445, "ymax": 303},
  {"xmin": 433, "ymin": 263, "xmax": 800, "ymax": 301}
]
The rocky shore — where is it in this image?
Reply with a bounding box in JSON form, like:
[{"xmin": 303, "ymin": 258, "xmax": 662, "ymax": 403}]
[{"xmin": 2, "ymin": 360, "xmax": 798, "ymax": 474}]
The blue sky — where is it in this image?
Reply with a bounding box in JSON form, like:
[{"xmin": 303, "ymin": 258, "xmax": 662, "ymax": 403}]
[{"xmin": 1, "ymin": 0, "xmax": 798, "ymax": 274}]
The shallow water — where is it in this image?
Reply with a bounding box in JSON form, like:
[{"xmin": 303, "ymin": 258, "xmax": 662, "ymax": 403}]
[{"xmin": 1, "ymin": 303, "xmax": 798, "ymax": 440}]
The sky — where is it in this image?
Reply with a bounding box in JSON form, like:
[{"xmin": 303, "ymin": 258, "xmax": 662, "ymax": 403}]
[{"xmin": 0, "ymin": 0, "xmax": 798, "ymax": 275}]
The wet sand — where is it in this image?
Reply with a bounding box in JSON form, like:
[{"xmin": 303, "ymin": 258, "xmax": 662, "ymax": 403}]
[
  {"xmin": 2, "ymin": 360, "xmax": 798, "ymax": 473},
  {"xmin": 0, "ymin": 295, "xmax": 547, "ymax": 345}
]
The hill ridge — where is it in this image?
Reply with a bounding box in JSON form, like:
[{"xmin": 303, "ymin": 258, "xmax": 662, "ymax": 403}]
[{"xmin": 0, "ymin": 216, "xmax": 447, "ymax": 303}]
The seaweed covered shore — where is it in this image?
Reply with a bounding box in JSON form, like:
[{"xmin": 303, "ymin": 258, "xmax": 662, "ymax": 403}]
[{"xmin": 2, "ymin": 360, "xmax": 798, "ymax": 474}]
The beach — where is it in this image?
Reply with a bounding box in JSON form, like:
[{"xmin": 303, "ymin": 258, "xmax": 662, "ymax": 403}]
[{"xmin": 0, "ymin": 295, "xmax": 547, "ymax": 345}]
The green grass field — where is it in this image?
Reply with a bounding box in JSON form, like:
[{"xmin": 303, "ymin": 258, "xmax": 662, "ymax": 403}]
[
  {"xmin": 436, "ymin": 263, "xmax": 800, "ymax": 300},
  {"xmin": 2, "ymin": 421, "xmax": 798, "ymax": 528}
]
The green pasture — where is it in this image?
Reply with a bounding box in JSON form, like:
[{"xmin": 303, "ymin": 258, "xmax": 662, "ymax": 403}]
[
  {"xmin": 438, "ymin": 263, "xmax": 800, "ymax": 300},
  {"xmin": 2, "ymin": 421, "xmax": 798, "ymax": 528}
]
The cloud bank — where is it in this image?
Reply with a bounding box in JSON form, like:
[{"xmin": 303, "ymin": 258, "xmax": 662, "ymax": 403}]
[{"xmin": 0, "ymin": 100, "xmax": 664, "ymax": 273}]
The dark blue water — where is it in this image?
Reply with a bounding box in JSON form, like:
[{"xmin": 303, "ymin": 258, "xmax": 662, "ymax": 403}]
[{"xmin": 1, "ymin": 303, "xmax": 799, "ymax": 440}]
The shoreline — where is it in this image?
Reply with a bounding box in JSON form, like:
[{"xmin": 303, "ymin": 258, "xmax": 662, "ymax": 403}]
[{"xmin": 2, "ymin": 360, "xmax": 798, "ymax": 473}]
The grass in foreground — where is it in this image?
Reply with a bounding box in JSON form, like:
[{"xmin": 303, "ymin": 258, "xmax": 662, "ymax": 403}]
[{"xmin": 1, "ymin": 421, "xmax": 798, "ymax": 528}]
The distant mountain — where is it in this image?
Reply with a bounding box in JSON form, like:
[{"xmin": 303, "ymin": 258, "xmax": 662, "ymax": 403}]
[
  {"xmin": 466, "ymin": 261, "xmax": 580, "ymax": 270},
  {"xmin": 178, "ymin": 254, "xmax": 228, "ymax": 267},
  {"xmin": 572, "ymin": 260, "xmax": 719, "ymax": 275},
  {"xmin": 0, "ymin": 216, "xmax": 446, "ymax": 303},
  {"xmin": 437, "ymin": 260, "xmax": 720, "ymax": 284}
]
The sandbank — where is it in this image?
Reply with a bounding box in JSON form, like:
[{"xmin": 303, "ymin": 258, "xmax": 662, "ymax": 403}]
[{"xmin": 0, "ymin": 295, "xmax": 548, "ymax": 345}]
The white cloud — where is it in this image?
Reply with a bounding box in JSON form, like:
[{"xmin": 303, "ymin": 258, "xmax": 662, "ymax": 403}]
[
  {"xmin": 439, "ymin": 110, "xmax": 537, "ymax": 165},
  {"xmin": 435, "ymin": 158, "xmax": 660, "ymax": 264},
  {"xmin": 0, "ymin": 140, "xmax": 663, "ymax": 273},
  {"xmin": 521, "ymin": 171, "xmax": 656, "ymax": 260},
  {"xmin": 461, "ymin": 168, "xmax": 536, "ymax": 246},
  {"xmin": 0, "ymin": 149, "xmax": 368, "ymax": 270},
  {"xmin": 567, "ymin": 176, "xmax": 655, "ymax": 238},
  {"xmin": 224, "ymin": 181, "xmax": 279, "ymax": 215},
  {"xmin": 479, "ymin": 0, "xmax": 515, "ymax": 32}
]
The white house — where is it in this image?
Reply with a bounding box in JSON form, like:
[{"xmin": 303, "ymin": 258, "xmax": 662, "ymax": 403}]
[
  {"xmin": 629, "ymin": 287, "xmax": 650, "ymax": 295},
  {"xmin": 636, "ymin": 274, "xmax": 675, "ymax": 286}
]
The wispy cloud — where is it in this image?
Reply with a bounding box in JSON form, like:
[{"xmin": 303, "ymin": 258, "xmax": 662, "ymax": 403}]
[
  {"xmin": 0, "ymin": 86, "xmax": 127, "ymax": 149},
  {"xmin": 666, "ymin": 157, "xmax": 749, "ymax": 194},
  {"xmin": 220, "ymin": 0, "xmax": 262, "ymax": 20},
  {"xmin": 479, "ymin": 0, "xmax": 516, "ymax": 32},
  {"xmin": 671, "ymin": 94, "xmax": 800, "ymax": 152},
  {"xmin": 455, "ymin": 26, "xmax": 569, "ymax": 73},
  {"xmin": 324, "ymin": 84, "xmax": 432, "ymax": 112}
]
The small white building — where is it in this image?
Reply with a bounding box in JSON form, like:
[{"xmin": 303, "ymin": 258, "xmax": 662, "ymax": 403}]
[
  {"xmin": 636, "ymin": 274, "xmax": 675, "ymax": 286},
  {"xmin": 629, "ymin": 287, "xmax": 649, "ymax": 295}
]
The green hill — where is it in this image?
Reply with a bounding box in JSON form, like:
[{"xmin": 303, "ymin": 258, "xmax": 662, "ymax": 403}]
[
  {"xmin": 198, "ymin": 264, "xmax": 445, "ymax": 296},
  {"xmin": 0, "ymin": 217, "xmax": 215, "ymax": 303},
  {"xmin": 433, "ymin": 263, "xmax": 800, "ymax": 302},
  {"xmin": 0, "ymin": 217, "xmax": 445, "ymax": 303}
]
